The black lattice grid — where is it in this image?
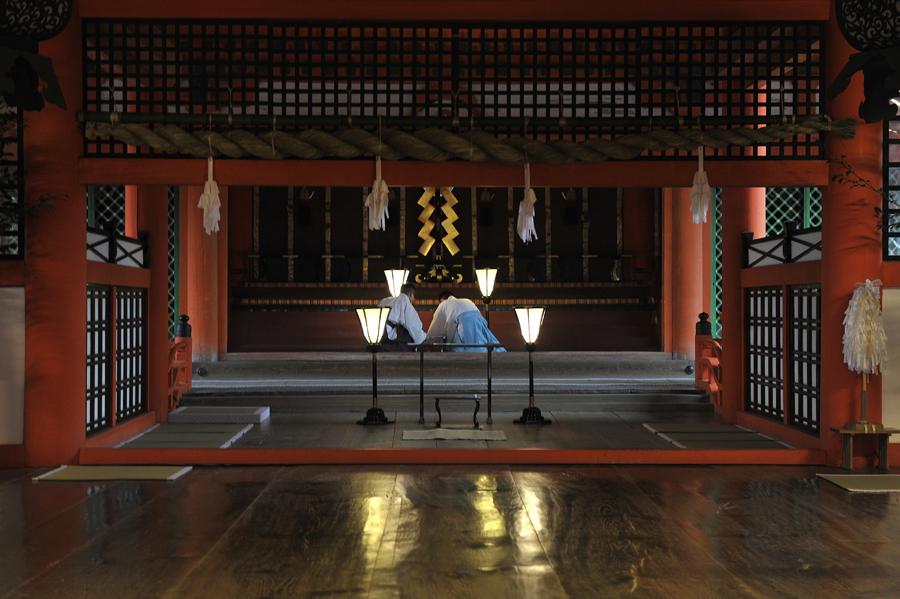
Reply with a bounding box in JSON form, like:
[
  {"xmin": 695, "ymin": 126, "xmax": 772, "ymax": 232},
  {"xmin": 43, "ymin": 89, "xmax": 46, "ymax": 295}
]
[
  {"xmin": 167, "ymin": 185, "xmax": 179, "ymax": 340},
  {"xmin": 885, "ymin": 111, "xmax": 900, "ymax": 258},
  {"xmin": 83, "ymin": 20, "xmax": 823, "ymax": 160},
  {"xmin": 115, "ymin": 287, "xmax": 147, "ymax": 421},
  {"xmin": 0, "ymin": 102, "xmax": 23, "ymax": 258},
  {"xmin": 746, "ymin": 286, "xmax": 784, "ymax": 419},
  {"xmin": 788, "ymin": 284, "xmax": 820, "ymax": 432},
  {"xmin": 86, "ymin": 285, "xmax": 111, "ymax": 434}
]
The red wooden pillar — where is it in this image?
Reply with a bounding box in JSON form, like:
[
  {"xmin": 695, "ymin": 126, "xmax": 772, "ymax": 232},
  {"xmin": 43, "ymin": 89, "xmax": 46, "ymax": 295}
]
[
  {"xmin": 137, "ymin": 185, "xmax": 170, "ymax": 422},
  {"xmin": 821, "ymin": 8, "xmax": 884, "ymax": 463},
  {"xmin": 217, "ymin": 188, "xmax": 229, "ymax": 356},
  {"xmin": 23, "ymin": 13, "xmax": 86, "ymax": 466},
  {"xmin": 661, "ymin": 188, "xmax": 674, "ymax": 353},
  {"xmin": 671, "ymin": 187, "xmax": 705, "ymax": 359},
  {"xmin": 719, "ymin": 187, "xmax": 766, "ymax": 423},
  {"xmin": 125, "ymin": 186, "xmax": 138, "ymax": 237},
  {"xmin": 184, "ymin": 185, "xmax": 223, "ymax": 361}
]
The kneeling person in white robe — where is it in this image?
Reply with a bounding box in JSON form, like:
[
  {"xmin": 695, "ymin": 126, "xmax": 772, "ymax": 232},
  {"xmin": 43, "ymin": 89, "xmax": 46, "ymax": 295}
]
[
  {"xmin": 378, "ymin": 283, "xmax": 426, "ymax": 352},
  {"xmin": 426, "ymin": 290, "xmax": 505, "ymax": 352}
]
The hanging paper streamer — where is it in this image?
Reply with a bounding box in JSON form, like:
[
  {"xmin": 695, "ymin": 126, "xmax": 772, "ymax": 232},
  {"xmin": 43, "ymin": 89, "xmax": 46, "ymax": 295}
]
[
  {"xmin": 364, "ymin": 156, "xmax": 390, "ymax": 230},
  {"xmin": 689, "ymin": 149, "xmax": 711, "ymax": 224},
  {"xmin": 197, "ymin": 156, "xmax": 221, "ymax": 235},
  {"xmin": 417, "ymin": 187, "xmax": 437, "ymax": 255},
  {"xmin": 843, "ymin": 279, "xmax": 888, "ymax": 375},
  {"xmin": 517, "ymin": 163, "xmax": 538, "ymax": 243},
  {"xmin": 439, "ymin": 187, "xmax": 460, "ymax": 255}
]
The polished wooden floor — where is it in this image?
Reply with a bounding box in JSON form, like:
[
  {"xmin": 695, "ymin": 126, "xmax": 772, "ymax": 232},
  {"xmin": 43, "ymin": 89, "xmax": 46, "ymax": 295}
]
[{"xmin": 3, "ymin": 463, "xmax": 899, "ymax": 598}]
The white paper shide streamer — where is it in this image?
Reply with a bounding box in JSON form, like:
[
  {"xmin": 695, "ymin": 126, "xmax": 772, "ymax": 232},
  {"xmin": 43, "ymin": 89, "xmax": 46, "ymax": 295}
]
[
  {"xmin": 517, "ymin": 163, "xmax": 538, "ymax": 243},
  {"xmin": 197, "ymin": 156, "xmax": 221, "ymax": 235},
  {"xmin": 365, "ymin": 156, "xmax": 390, "ymax": 231},
  {"xmin": 689, "ymin": 149, "xmax": 711, "ymax": 224},
  {"xmin": 843, "ymin": 279, "xmax": 888, "ymax": 374}
]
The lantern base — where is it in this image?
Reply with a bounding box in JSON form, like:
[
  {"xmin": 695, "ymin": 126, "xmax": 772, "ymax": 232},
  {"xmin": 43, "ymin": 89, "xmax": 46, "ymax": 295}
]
[
  {"xmin": 514, "ymin": 406, "xmax": 551, "ymax": 425},
  {"xmin": 358, "ymin": 407, "xmax": 394, "ymax": 426}
]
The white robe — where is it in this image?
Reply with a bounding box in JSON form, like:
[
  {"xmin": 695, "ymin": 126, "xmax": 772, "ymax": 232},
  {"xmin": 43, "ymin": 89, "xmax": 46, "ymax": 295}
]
[
  {"xmin": 426, "ymin": 297, "xmax": 480, "ymax": 341},
  {"xmin": 378, "ymin": 294, "xmax": 426, "ymax": 344}
]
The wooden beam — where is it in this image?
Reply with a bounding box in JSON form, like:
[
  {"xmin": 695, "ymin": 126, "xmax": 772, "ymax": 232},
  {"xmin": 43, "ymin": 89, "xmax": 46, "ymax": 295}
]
[
  {"xmin": 79, "ymin": 158, "xmax": 831, "ymax": 188},
  {"xmin": 79, "ymin": 0, "xmax": 831, "ymax": 22}
]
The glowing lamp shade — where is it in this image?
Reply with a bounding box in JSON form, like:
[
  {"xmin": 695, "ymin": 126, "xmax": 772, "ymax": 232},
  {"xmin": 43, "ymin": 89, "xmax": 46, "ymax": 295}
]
[
  {"xmin": 384, "ymin": 269, "xmax": 409, "ymax": 298},
  {"xmin": 475, "ymin": 268, "xmax": 498, "ymax": 298},
  {"xmin": 356, "ymin": 306, "xmax": 391, "ymax": 345},
  {"xmin": 514, "ymin": 306, "xmax": 546, "ymax": 344}
]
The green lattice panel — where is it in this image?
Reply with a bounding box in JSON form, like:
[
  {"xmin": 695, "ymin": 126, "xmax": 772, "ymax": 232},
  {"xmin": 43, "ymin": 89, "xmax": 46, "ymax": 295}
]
[
  {"xmin": 167, "ymin": 185, "xmax": 179, "ymax": 341},
  {"xmin": 766, "ymin": 187, "xmax": 822, "ymax": 235},
  {"xmin": 710, "ymin": 188, "xmax": 723, "ymax": 339}
]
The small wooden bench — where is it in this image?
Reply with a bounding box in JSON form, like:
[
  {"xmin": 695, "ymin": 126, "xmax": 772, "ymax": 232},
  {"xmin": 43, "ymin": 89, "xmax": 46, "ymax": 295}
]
[
  {"xmin": 830, "ymin": 426, "xmax": 900, "ymax": 472},
  {"xmin": 435, "ymin": 395, "xmax": 481, "ymax": 428}
]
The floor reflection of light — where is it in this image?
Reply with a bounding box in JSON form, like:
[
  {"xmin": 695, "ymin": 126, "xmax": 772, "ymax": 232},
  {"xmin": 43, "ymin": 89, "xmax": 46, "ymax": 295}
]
[
  {"xmin": 474, "ymin": 476, "xmax": 506, "ymax": 537},
  {"xmin": 361, "ymin": 496, "xmax": 387, "ymax": 564},
  {"xmin": 518, "ymin": 488, "xmax": 545, "ymax": 535}
]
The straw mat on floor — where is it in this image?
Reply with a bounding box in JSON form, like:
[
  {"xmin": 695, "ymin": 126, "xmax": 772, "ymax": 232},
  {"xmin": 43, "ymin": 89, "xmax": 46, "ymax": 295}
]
[
  {"xmin": 118, "ymin": 423, "xmax": 252, "ymax": 448},
  {"xmin": 34, "ymin": 465, "xmax": 192, "ymax": 482},
  {"xmin": 817, "ymin": 474, "xmax": 900, "ymax": 493},
  {"xmin": 643, "ymin": 423, "xmax": 790, "ymax": 449}
]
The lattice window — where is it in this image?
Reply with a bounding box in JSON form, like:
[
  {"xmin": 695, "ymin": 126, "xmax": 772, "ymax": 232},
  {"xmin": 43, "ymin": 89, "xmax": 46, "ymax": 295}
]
[
  {"xmin": 87, "ymin": 184, "xmax": 126, "ymax": 235},
  {"xmin": 885, "ymin": 108, "xmax": 900, "ymax": 258},
  {"xmin": 710, "ymin": 188, "xmax": 723, "ymax": 338},
  {"xmin": 0, "ymin": 101, "xmax": 23, "ymax": 259},
  {"xmin": 116, "ymin": 287, "xmax": 146, "ymax": 421},
  {"xmin": 789, "ymin": 284, "xmax": 820, "ymax": 432},
  {"xmin": 766, "ymin": 187, "xmax": 822, "ymax": 235},
  {"xmin": 167, "ymin": 185, "xmax": 179, "ymax": 340},
  {"xmin": 86, "ymin": 285, "xmax": 112, "ymax": 433},
  {"xmin": 83, "ymin": 20, "xmax": 824, "ymax": 160},
  {"xmin": 746, "ymin": 286, "xmax": 784, "ymax": 419}
]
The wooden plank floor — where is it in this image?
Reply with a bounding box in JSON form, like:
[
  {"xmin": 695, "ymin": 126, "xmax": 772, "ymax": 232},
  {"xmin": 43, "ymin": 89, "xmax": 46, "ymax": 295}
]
[{"xmin": 3, "ymin": 464, "xmax": 900, "ymax": 598}]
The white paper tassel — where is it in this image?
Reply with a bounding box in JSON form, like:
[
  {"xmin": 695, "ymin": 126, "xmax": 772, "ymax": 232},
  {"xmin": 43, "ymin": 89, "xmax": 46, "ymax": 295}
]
[
  {"xmin": 843, "ymin": 279, "xmax": 888, "ymax": 374},
  {"xmin": 197, "ymin": 156, "xmax": 221, "ymax": 235},
  {"xmin": 517, "ymin": 163, "xmax": 538, "ymax": 243},
  {"xmin": 364, "ymin": 156, "xmax": 390, "ymax": 231},
  {"xmin": 689, "ymin": 150, "xmax": 711, "ymax": 224}
]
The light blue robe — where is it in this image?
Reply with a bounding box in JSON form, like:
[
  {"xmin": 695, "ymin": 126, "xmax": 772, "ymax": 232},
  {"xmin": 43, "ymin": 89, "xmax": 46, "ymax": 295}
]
[{"xmin": 450, "ymin": 310, "xmax": 506, "ymax": 352}]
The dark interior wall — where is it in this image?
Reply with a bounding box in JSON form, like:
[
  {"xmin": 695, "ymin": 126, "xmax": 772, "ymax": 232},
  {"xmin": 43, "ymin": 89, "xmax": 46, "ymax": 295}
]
[{"xmin": 226, "ymin": 185, "xmax": 661, "ymax": 352}]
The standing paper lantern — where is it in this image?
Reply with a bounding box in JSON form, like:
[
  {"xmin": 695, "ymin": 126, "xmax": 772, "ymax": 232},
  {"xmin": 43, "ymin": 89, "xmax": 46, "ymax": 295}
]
[
  {"xmin": 475, "ymin": 267, "xmax": 498, "ymax": 325},
  {"xmin": 385, "ymin": 269, "xmax": 409, "ymax": 298},
  {"xmin": 356, "ymin": 306, "xmax": 394, "ymax": 425},
  {"xmin": 513, "ymin": 306, "xmax": 550, "ymax": 425}
]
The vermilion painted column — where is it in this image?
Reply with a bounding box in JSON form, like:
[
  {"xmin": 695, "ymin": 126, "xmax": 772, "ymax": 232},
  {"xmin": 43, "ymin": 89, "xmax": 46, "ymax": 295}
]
[
  {"xmin": 671, "ymin": 187, "xmax": 705, "ymax": 359},
  {"xmin": 821, "ymin": 8, "xmax": 884, "ymax": 464},
  {"xmin": 217, "ymin": 188, "xmax": 229, "ymax": 355},
  {"xmin": 719, "ymin": 187, "xmax": 766, "ymax": 423},
  {"xmin": 184, "ymin": 185, "xmax": 220, "ymax": 361},
  {"xmin": 661, "ymin": 188, "xmax": 674, "ymax": 354},
  {"xmin": 137, "ymin": 185, "xmax": 170, "ymax": 422},
  {"xmin": 24, "ymin": 14, "xmax": 86, "ymax": 466},
  {"xmin": 125, "ymin": 186, "xmax": 138, "ymax": 237}
]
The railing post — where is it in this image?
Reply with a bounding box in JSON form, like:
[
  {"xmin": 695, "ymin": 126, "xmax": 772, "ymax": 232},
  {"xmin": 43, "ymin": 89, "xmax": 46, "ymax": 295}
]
[
  {"xmin": 741, "ymin": 231, "xmax": 754, "ymax": 268},
  {"xmin": 783, "ymin": 220, "xmax": 797, "ymax": 263},
  {"xmin": 695, "ymin": 312, "xmax": 712, "ymax": 387}
]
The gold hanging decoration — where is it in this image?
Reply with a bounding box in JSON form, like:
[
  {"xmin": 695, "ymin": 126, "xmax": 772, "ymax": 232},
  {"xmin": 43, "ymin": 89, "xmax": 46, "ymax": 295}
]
[
  {"xmin": 439, "ymin": 187, "xmax": 460, "ymax": 256},
  {"xmin": 417, "ymin": 187, "xmax": 437, "ymax": 256}
]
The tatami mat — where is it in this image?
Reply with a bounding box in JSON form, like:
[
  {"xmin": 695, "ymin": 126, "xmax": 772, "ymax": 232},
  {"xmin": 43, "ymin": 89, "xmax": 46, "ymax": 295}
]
[
  {"xmin": 817, "ymin": 474, "xmax": 900, "ymax": 493},
  {"xmin": 117, "ymin": 423, "xmax": 253, "ymax": 449},
  {"xmin": 169, "ymin": 406, "xmax": 270, "ymax": 424},
  {"xmin": 644, "ymin": 423, "xmax": 791, "ymax": 449},
  {"xmin": 34, "ymin": 465, "xmax": 192, "ymax": 482}
]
